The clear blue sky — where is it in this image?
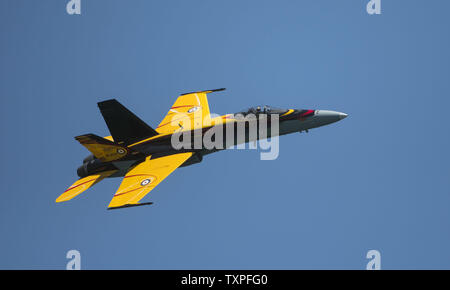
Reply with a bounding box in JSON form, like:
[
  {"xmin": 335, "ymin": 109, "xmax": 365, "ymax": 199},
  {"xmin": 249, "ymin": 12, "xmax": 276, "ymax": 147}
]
[{"xmin": 1, "ymin": 0, "xmax": 449, "ymax": 269}]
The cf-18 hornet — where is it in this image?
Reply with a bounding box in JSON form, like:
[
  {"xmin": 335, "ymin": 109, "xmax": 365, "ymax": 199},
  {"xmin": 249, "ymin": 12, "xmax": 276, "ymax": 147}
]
[{"xmin": 57, "ymin": 88, "xmax": 347, "ymax": 209}]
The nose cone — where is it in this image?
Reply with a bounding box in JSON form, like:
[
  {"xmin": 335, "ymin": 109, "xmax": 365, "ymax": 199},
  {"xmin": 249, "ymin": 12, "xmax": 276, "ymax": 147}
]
[
  {"xmin": 314, "ymin": 110, "xmax": 348, "ymax": 126},
  {"xmin": 339, "ymin": 112, "xmax": 348, "ymax": 120}
]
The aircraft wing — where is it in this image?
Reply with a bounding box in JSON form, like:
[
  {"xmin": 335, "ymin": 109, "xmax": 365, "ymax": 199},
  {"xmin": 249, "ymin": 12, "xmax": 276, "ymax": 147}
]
[
  {"xmin": 156, "ymin": 88, "xmax": 225, "ymax": 135},
  {"xmin": 57, "ymin": 170, "xmax": 117, "ymax": 203},
  {"xmin": 107, "ymin": 152, "xmax": 193, "ymax": 209}
]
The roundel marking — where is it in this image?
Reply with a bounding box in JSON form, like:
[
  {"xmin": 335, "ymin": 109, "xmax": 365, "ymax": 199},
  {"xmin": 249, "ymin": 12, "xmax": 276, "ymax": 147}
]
[
  {"xmin": 140, "ymin": 179, "xmax": 152, "ymax": 186},
  {"xmin": 187, "ymin": 106, "xmax": 200, "ymax": 113}
]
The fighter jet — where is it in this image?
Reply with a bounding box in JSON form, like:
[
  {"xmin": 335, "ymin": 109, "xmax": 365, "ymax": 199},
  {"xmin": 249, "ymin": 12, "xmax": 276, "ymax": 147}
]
[{"xmin": 56, "ymin": 88, "xmax": 347, "ymax": 209}]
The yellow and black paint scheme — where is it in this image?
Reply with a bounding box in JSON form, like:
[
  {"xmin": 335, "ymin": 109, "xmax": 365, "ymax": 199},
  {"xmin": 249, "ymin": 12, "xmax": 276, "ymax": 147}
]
[
  {"xmin": 75, "ymin": 134, "xmax": 131, "ymax": 162},
  {"xmin": 58, "ymin": 88, "xmax": 347, "ymax": 210}
]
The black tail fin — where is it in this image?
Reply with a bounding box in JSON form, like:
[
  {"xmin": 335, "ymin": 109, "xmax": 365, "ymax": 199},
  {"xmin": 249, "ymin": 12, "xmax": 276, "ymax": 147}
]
[{"xmin": 97, "ymin": 99, "xmax": 158, "ymax": 146}]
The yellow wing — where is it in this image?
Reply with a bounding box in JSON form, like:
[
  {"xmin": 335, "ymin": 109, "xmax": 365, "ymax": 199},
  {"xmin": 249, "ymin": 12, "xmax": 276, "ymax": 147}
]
[
  {"xmin": 107, "ymin": 152, "xmax": 193, "ymax": 209},
  {"xmin": 155, "ymin": 88, "xmax": 225, "ymax": 135},
  {"xmin": 56, "ymin": 170, "xmax": 117, "ymax": 203}
]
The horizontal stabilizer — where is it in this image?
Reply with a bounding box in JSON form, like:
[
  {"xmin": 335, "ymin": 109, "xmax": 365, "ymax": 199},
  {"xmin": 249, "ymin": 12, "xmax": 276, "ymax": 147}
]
[
  {"xmin": 98, "ymin": 99, "xmax": 158, "ymax": 146},
  {"xmin": 75, "ymin": 134, "xmax": 132, "ymax": 162}
]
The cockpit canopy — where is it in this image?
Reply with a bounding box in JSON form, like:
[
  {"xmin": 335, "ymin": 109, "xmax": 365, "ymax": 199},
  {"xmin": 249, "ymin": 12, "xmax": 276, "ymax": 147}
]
[{"xmin": 235, "ymin": 105, "xmax": 288, "ymax": 116}]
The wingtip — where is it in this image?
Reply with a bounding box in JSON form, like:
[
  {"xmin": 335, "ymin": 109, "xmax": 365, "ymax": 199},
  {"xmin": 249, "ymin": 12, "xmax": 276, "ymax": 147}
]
[
  {"xmin": 180, "ymin": 88, "xmax": 226, "ymax": 96},
  {"xmin": 107, "ymin": 202, "xmax": 154, "ymax": 210},
  {"xmin": 55, "ymin": 194, "xmax": 71, "ymax": 203}
]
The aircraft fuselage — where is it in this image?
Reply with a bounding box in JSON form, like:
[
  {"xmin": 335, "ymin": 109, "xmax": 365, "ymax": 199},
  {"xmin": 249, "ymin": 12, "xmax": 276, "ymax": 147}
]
[{"xmin": 77, "ymin": 108, "xmax": 347, "ymax": 178}]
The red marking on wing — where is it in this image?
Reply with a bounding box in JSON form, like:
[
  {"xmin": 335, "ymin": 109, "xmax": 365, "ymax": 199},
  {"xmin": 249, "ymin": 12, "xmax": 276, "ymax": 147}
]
[
  {"xmin": 63, "ymin": 178, "xmax": 97, "ymax": 193},
  {"xmin": 171, "ymin": 105, "xmax": 196, "ymax": 109},
  {"xmin": 157, "ymin": 115, "xmax": 190, "ymax": 128},
  {"xmin": 114, "ymin": 187, "xmax": 144, "ymax": 197},
  {"xmin": 124, "ymin": 174, "xmax": 152, "ymax": 179}
]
